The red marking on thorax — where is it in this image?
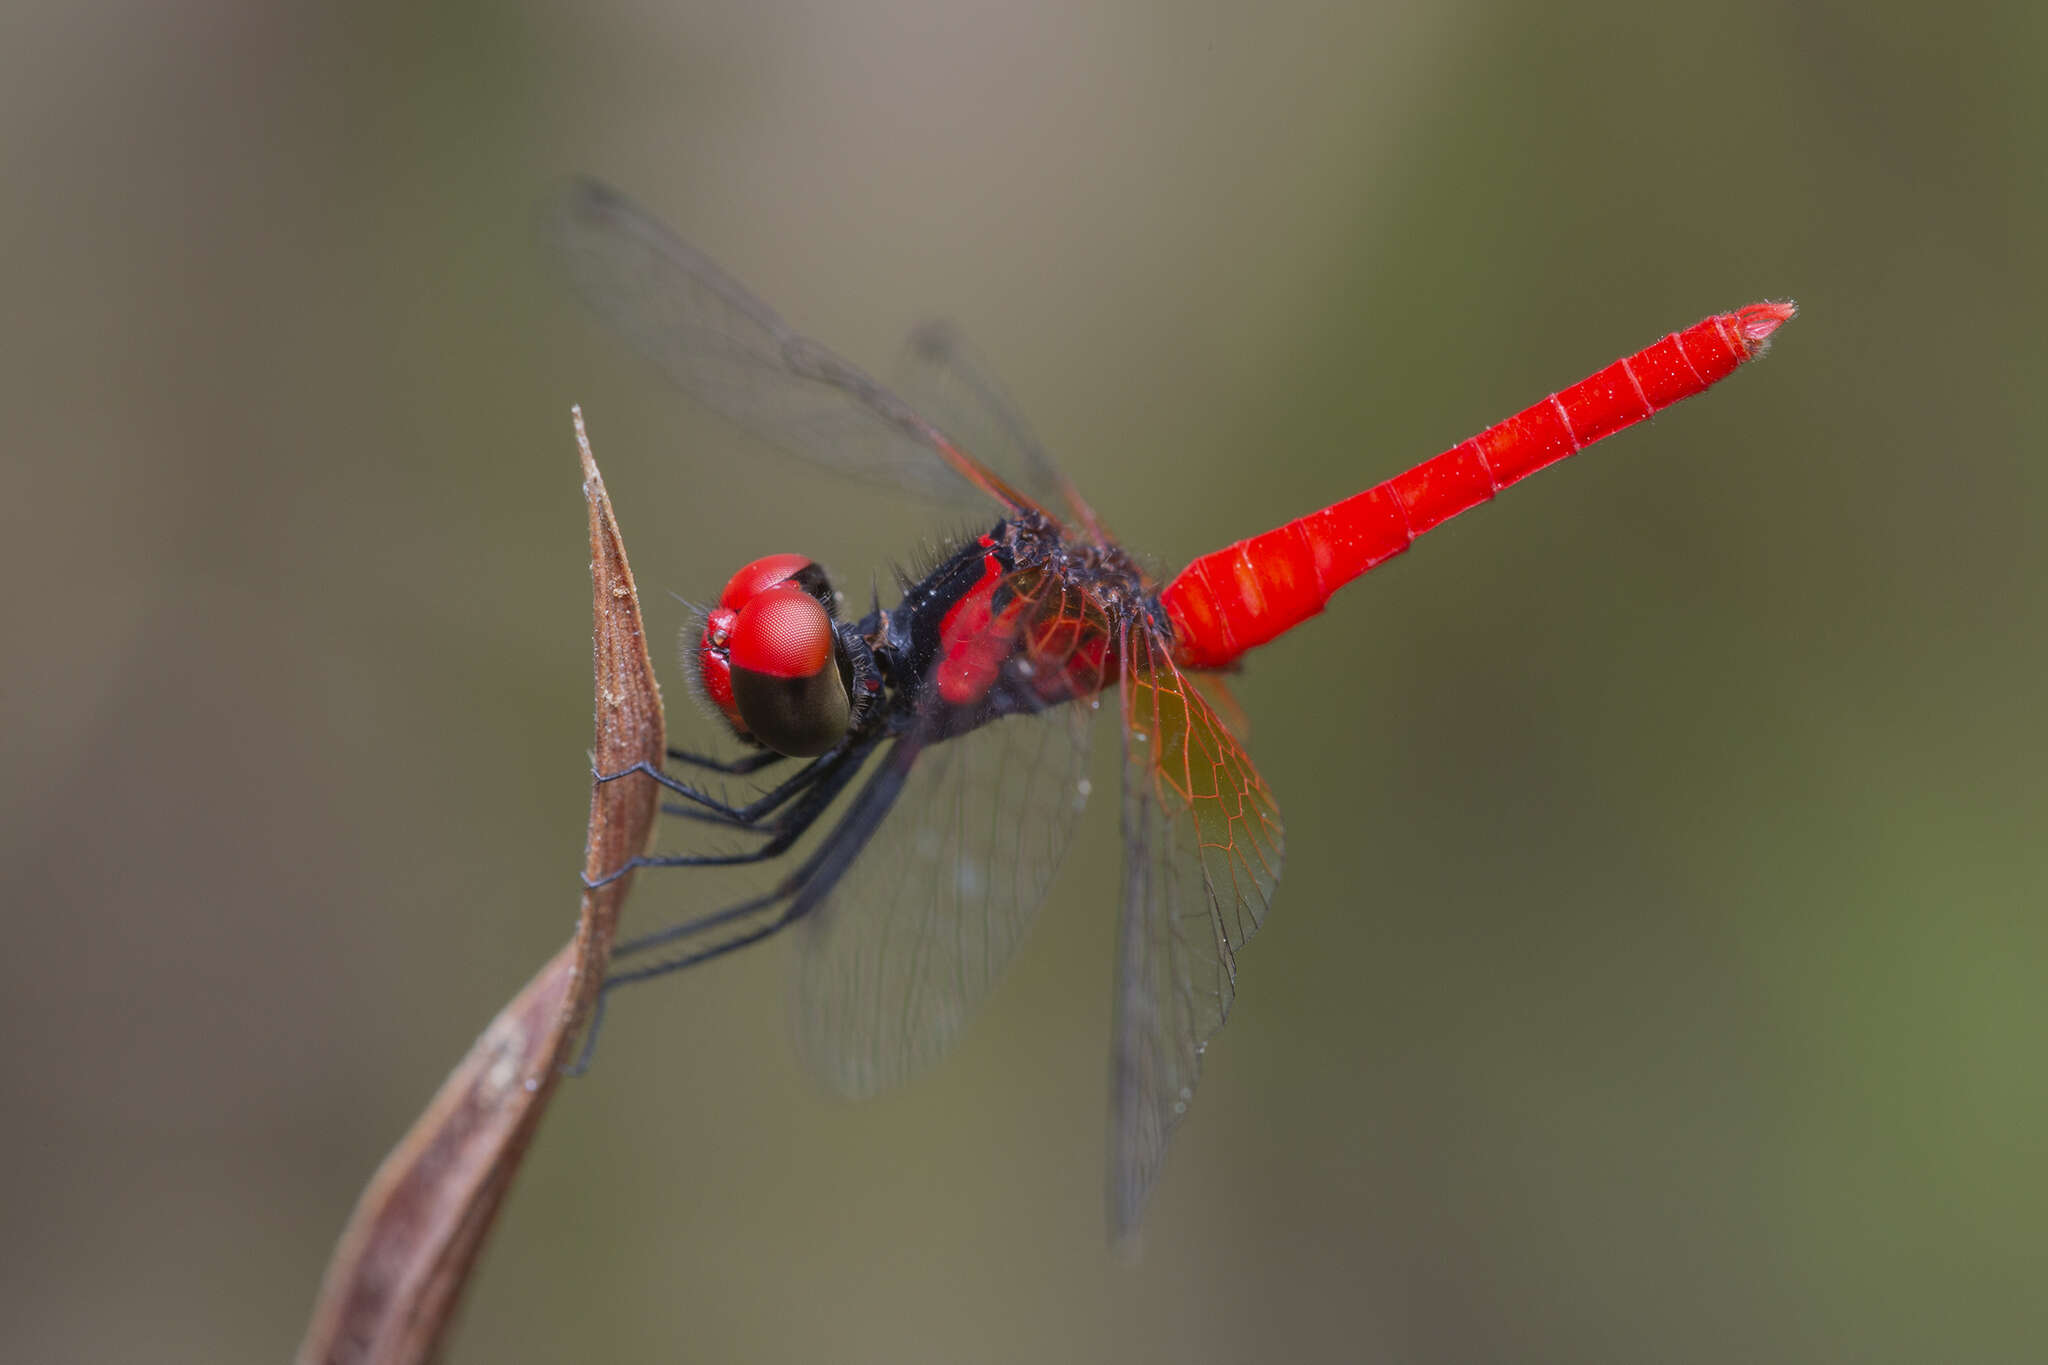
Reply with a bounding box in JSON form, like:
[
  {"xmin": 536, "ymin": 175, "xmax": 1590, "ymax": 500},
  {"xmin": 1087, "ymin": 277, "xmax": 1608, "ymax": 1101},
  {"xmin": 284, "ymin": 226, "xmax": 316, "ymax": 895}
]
[{"xmin": 936, "ymin": 545, "xmax": 1025, "ymax": 706}]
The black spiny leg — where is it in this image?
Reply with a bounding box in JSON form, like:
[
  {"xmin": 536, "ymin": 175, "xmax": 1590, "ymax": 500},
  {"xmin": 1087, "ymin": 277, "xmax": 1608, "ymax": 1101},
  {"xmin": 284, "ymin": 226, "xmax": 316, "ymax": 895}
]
[
  {"xmin": 665, "ymin": 745, "xmax": 787, "ymax": 776},
  {"xmin": 592, "ymin": 740, "xmax": 844, "ymax": 831},
  {"xmin": 604, "ymin": 739, "xmax": 871, "ymax": 881},
  {"xmin": 568, "ymin": 737, "xmax": 922, "ymax": 1075}
]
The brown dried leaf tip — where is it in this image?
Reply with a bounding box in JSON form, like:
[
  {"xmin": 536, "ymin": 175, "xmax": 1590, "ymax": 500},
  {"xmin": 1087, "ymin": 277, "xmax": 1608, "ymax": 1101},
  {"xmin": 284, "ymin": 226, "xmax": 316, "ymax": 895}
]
[{"xmin": 297, "ymin": 407, "xmax": 664, "ymax": 1365}]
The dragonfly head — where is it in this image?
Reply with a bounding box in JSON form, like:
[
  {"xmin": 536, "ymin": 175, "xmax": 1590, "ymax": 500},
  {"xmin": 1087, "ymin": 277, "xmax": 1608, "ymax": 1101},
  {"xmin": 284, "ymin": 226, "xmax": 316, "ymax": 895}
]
[{"xmin": 692, "ymin": 553, "xmax": 858, "ymax": 757}]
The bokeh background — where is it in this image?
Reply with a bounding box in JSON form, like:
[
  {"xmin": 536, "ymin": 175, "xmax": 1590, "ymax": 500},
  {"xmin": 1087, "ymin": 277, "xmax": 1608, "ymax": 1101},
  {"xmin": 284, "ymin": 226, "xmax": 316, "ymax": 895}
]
[{"xmin": 5, "ymin": 2, "xmax": 2042, "ymax": 1361}]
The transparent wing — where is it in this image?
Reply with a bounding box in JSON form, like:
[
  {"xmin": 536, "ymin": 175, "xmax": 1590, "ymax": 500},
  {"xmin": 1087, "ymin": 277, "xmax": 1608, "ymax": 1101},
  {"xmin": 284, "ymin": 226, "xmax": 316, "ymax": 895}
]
[
  {"xmin": 1188, "ymin": 670, "xmax": 1251, "ymax": 744},
  {"xmin": 794, "ymin": 568, "xmax": 1112, "ymax": 1098},
  {"xmin": 1108, "ymin": 620, "xmax": 1285, "ymax": 1242},
  {"xmin": 552, "ymin": 178, "xmax": 1042, "ymax": 514},
  {"xmin": 894, "ymin": 320, "xmax": 1105, "ymax": 541}
]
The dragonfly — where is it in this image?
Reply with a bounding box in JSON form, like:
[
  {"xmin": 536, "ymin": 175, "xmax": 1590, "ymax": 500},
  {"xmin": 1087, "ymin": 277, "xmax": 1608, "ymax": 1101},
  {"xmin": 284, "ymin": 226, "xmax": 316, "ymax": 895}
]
[{"xmin": 553, "ymin": 177, "xmax": 1793, "ymax": 1242}]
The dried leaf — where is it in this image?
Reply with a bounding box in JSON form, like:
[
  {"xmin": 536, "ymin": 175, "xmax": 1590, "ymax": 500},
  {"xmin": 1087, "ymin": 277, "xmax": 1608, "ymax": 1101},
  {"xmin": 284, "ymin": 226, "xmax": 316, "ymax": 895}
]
[{"xmin": 297, "ymin": 409, "xmax": 663, "ymax": 1365}]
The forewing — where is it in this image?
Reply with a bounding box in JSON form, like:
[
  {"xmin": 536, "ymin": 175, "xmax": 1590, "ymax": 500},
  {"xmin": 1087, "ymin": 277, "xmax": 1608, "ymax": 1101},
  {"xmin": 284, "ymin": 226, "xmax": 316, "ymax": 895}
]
[
  {"xmin": 552, "ymin": 178, "xmax": 1034, "ymax": 511},
  {"xmin": 794, "ymin": 569, "xmax": 1110, "ymax": 1099},
  {"xmin": 1108, "ymin": 620, "xmax": 1284, "ymax": 1241},
  {"xmin": 895, "ymin": 321, "xmax": 1105, "ymax": 541}
]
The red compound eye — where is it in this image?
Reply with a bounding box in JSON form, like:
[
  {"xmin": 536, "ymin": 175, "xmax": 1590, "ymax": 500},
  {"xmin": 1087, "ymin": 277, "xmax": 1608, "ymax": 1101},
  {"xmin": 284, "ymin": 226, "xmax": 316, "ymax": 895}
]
[
  {"xmin": 719, "ymin": 553, "xmax": 819, "ymax": 611},
  {"xmin": 694, "ymin": 554, "xmax": 833, "ymax": 742},
  {"xmin": 728, "ymin": 585, "xmax": 850, "ymax": 756},
  {"xmin": 732, "ymin": 586, "xmax": 835, "ymax": 678}
]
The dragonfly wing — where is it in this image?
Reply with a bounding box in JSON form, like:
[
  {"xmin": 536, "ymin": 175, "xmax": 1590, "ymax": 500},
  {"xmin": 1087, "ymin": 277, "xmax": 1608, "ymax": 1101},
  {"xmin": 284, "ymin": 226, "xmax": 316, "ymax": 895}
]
[
  {"xmin": 793, "ymin": 570, "xmax": 1111, "ymax": 1098},
  {"xmin": 1108, "ymin": 620, "xmax": 1285, "ymax": 1242},
  {"xmin": 1188, "ymin": 670, "xmax": 1251, "ymax": 744},
  {"xmin": 894, "ymin": 320, "xmax": 1105, "ymax": 541},
  {"xmin": 552, "ymin": 178, "xmax": 1035, "ymax": 511}
]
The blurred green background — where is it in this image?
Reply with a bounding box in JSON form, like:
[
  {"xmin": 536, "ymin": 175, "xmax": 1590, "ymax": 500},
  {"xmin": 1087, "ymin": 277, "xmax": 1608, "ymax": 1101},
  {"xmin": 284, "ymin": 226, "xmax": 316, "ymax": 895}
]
[{"xmin": 5, "ymin": 1, "xmax": 2042, "ymax": 1360}]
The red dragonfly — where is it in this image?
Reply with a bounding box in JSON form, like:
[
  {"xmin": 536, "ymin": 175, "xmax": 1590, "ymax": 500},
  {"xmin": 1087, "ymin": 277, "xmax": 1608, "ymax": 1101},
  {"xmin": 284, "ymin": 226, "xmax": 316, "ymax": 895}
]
[{"xmin": 555, "ymin": 179, "xmax": 1793, "ymax": 1241}]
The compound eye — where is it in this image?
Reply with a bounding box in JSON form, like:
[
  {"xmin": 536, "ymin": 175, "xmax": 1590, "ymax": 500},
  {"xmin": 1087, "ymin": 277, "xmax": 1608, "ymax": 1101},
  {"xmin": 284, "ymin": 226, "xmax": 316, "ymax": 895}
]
[
  {"xmin": 719, "ymin": 553, "xmax": 829, "ymax": 611},
  {"xmin": 728, "ymin": 585, "xmax": 850, "ymax": 757}
]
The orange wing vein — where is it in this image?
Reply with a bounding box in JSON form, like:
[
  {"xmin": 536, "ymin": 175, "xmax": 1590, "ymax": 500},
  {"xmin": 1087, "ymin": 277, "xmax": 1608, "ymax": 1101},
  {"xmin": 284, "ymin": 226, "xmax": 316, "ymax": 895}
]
[{"xmin": 1108, "ymin": 620, "xmax": 1284, "ymax": 1242}]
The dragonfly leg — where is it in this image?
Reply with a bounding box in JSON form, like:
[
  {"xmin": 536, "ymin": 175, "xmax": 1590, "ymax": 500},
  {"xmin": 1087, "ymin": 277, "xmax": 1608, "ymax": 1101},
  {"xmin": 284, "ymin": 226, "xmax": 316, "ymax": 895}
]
[
  {"xmin": 653, "ymin": 754, "xmax": 837, "ymax": 829},
  {"xmin": 568, "ymin": 880, "xmax": 818, "ymax": 1075},
  {"xmin": 569, "ymin": 738, "xmax": 919, "ymax": 1074},
  {"xmin": 609, "ymin": 884, "xmax": 796, "ymax": 964},
  {"xmin": 659, "ymin": 768, "xmax": 823, "ymax": 827},
  {"xmin": 603, "ymin": 803, "xmax": 829, "ymax": 873},
  {"xmin": 592, "ymin": 745, "xmax": 840, "ymax": 825},
  {"xmin": 585, "ymin": 740, "xmax": 869, "ymax": 896},
  {"xmin": 665, "ymin": 745, "xmax": 787, "ymax": 776},
  {"xmin": 569, "ymin": 887, "xmax": 825, "ymax": 1075},
  {"xmin": 660, "ymin": 802, "xmax": 782, "ymax": 827}
]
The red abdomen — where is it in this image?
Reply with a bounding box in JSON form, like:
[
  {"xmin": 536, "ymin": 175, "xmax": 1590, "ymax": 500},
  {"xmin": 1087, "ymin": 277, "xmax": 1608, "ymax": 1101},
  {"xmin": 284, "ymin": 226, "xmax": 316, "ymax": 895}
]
[{"xmin": 1161, "ymin": 302, "xmax": 1794, "ymax": 670}]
